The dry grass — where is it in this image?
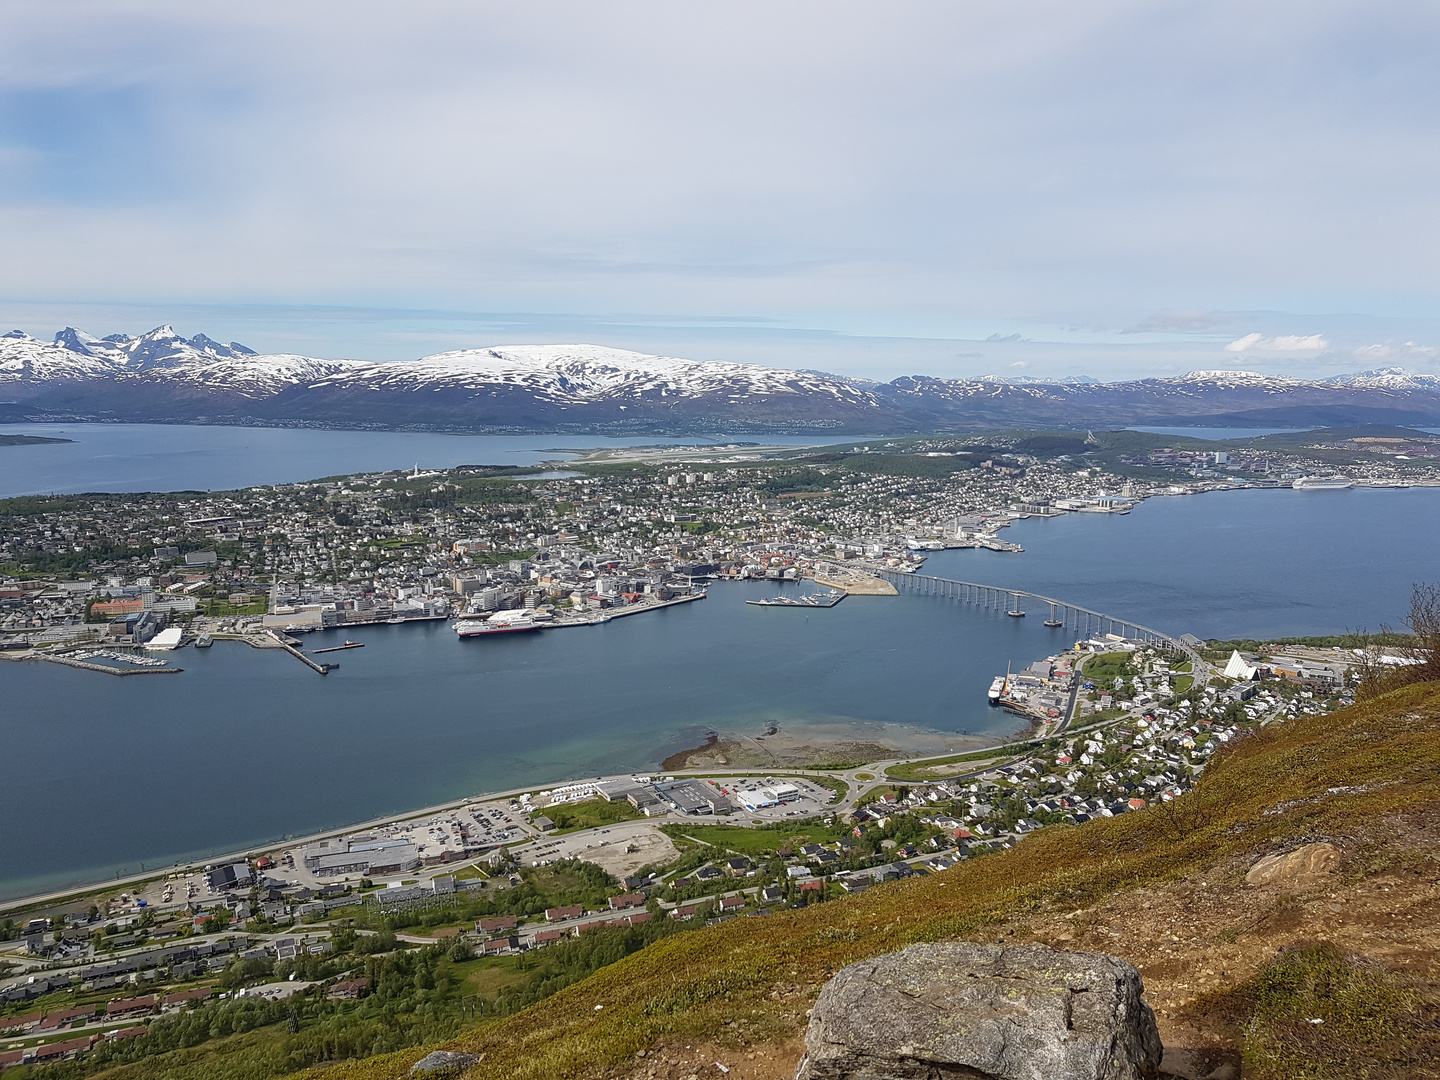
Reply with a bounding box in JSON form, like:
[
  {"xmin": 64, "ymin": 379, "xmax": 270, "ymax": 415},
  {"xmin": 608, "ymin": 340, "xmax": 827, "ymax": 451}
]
[
  {"xmin": 308, "ymin": 681, "xmax": 1440, "ymax": 1080},
  {"xmin": 1196, "ymin": 943, "xmax": 1440, "ymax": 1079}
]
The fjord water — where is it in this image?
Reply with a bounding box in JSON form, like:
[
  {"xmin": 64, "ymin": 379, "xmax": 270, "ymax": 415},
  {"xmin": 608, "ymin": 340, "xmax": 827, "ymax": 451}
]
[
  {"xmin": 0, "ymin": 424, "xmax": 853, "ymax": 497},
  {"xmin": 4, "ymin": 432, "xmax": 1440, "ymax": 899}
]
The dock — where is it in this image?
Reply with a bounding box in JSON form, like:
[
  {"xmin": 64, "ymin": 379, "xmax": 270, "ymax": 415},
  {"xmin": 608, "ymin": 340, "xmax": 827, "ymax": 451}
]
[
  {"xmin": 312, "ymin": 642, "xmax": 364, "ymax": 654},
  {"xmin": 35, "ymin": 653, "xmax": 181, "ymax": 677},
  {"xmin": 550, "ymin": 591, "xmax": 707, "ymax": 629}
]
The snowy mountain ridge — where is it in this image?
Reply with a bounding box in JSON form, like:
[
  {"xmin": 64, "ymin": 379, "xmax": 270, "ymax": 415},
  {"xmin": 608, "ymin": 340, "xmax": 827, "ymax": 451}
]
[{"xmin": 5, "ymin": 326, "xmax": 1440, "ymax": 432}]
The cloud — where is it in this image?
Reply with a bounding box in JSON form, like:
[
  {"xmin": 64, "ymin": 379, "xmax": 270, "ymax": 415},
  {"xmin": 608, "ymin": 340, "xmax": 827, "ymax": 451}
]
[
  {"xmin": 1122, "ymin": 309, "xmax": 1221, "ymax": 334},
  {"xmin": 986, "ymin": 333, "xmax": 1024, "ymax": 343},
  {"xmin": 1225, "ymin": 332, "xmax": 1330, "ymax": 354},
  {"xmin": 1354, "ymin": 341, "xmax": 1438, "ymax": 362},
  {"xmin": 1009, "ymin": 360, "xmax": 1029, "ymax": 368},
  {"xmin": 3, "ymin": 2, "xmax": 1440, "ymax": 365}
]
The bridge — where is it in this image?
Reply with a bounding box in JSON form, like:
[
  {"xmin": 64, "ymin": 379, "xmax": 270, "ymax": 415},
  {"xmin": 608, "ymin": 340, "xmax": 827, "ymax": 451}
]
[{"xmin": 868, "ymin": 567, "xmax": 1206, "ymax": 672}]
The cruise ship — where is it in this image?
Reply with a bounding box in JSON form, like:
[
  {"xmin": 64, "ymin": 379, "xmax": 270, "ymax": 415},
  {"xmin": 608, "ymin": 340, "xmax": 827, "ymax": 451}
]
[
  {"xmin": 453, "ymin": 609, "xmax": 555, "ymax": 637},
  {"xmin": 1292, "ymin": 476, "xmax": 1354, "ymax": 490}
]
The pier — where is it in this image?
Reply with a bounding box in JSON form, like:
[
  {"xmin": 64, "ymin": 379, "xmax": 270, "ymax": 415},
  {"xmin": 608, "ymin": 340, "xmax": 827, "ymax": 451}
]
[
  {"xmin": 551, "ymin": 590, "xmax": 707, "ymax": 628},
  {"xmin": 261, "ymin": 631, "xmax": 337, "ymax": 674},
  {"xmin": 870, "ymin": 568, "xmax": 1204, "ymax": 670},
  {"xmin": 312, "ymin": 642, "xmax": 364, "ymax": 654}
]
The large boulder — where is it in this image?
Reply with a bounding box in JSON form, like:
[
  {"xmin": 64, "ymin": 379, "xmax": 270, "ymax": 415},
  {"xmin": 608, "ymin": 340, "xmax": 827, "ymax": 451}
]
[
  {"xmin": 410, "ymin": 1050, "xmax": 482, "ymax": 1076},
  {"xmin": 793, "ymin": 942, "xmax": 1162, "ymax": 1080}
]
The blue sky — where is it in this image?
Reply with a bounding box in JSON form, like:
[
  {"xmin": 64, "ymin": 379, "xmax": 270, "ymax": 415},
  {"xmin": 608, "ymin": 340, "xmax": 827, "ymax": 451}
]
[{"xmin": 3, "ymin": 1, "xmax": 1440, "ymax": 381}]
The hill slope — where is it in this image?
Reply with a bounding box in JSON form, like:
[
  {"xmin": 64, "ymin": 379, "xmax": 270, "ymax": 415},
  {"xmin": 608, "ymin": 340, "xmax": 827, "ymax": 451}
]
[{"xmin": 311, "ymin": 681, "xmax": 1440, "ymax": 1080}]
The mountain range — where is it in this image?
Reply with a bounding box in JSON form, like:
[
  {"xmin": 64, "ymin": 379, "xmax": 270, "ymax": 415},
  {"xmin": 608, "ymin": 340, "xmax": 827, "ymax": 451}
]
[{"xmin": 5, "ymin": 325, "xmax": 1440, "ymax": 433}]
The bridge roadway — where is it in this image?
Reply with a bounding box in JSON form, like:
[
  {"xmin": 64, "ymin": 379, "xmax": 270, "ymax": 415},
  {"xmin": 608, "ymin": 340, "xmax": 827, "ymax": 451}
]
[{"xmin": 869, "ymin": 567, "xmax": 1206, "ymax": 672}]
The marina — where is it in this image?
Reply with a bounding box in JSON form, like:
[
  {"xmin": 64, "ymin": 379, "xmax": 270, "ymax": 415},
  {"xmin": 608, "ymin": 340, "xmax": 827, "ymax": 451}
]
[
  {"xmin": 35, "ymin": 653, "xmax": 180, "ymax": 677},
  {"xmin": 745, "ymin": 589, "xmax": 846, "ymax": 608}
]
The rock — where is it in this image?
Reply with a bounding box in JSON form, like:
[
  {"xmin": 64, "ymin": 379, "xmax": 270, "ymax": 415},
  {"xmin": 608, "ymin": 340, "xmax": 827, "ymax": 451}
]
[
  {"xmin": 1244, "ymin": 842, "xmax": 1341, "ymax": 887},
  {"xmin": 410, "ymin": 1050, "xmax": 482, "ymax": 1076},
  {"xmin": 793, "ymin": 942, "xmax": 1162, "ymax": 1080}
]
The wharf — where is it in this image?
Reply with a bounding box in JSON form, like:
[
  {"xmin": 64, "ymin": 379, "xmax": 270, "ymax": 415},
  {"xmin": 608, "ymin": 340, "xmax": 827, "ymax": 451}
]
[
  {"xmin": 546, "ymin": 591, "xmax": 706, "ymax": 629},
  {"xmin": 34, "ymin": 653, "xmax": 181, "ymax": 677},
  {"xmin": 256, "ymin": 631, "xmax": 336, "ymax": 675},
  {"xmin": 312, "ymin": 642, "xmax": 364, "ymax": 654}
]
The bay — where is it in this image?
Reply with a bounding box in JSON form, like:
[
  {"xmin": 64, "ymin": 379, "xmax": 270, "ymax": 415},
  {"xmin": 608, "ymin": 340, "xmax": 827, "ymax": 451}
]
[
  {"xmin": 1, "ymin": 579, "xmax": 1040, "ymax": 901},
  {"xmin": 4, "ymin": 439, "xmax": 1439, "ymax": 900},
  {"xmin": 928, "ymin": 485, "xmax": 1440, "ymax": 641}
]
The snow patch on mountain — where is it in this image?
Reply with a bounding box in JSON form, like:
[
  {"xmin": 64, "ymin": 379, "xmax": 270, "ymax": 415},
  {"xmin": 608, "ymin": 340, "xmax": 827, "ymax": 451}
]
[
  {"xmin": 1325, "ymin": 367, "xmax": 1440, "ymax": 390},
  {"xmin": 306, "ymin": 344, "xmax": 877, "ymax": 405}
]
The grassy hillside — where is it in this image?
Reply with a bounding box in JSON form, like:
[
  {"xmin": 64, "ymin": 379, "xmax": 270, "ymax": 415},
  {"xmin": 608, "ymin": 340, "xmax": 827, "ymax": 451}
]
[{"xmin": 294, "ymin": 679, "xmax": 1440, "ymax": 1080}]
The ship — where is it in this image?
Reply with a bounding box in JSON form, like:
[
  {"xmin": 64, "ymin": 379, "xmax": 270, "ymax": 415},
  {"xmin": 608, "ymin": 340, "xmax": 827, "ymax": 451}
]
[
  {"xmin": 453, "ymin": 609, "xmax": 555, "ymax": 637},
  {"xmin": 195, "ymin": 634, "xmax": 213, "ymax": 648},
  {"xmin": 1292, "ymin": 476, "xmax": 1354, "ymax": 490},
  {"xmin": 988, "ymin": 675, "xmax": 1006, "ymax": 703}
]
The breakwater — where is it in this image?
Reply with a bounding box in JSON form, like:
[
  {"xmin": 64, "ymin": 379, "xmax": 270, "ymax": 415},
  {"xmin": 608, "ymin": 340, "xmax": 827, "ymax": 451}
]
[{"xmin": 34, "ymin": 653, "xmax": 181, "ymax": 676}]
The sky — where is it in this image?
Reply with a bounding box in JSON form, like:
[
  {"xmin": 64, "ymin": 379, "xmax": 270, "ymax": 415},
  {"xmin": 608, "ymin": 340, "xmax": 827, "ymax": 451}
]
[{"xmin": 3, "ymin": 1, "xmax": 1440, "ymax": 382}]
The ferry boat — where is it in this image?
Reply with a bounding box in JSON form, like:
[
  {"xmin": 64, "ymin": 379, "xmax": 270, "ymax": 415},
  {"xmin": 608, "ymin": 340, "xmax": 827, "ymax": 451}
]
[
  {"xmin": 988, "ymin": 675, "xmax": 1006, "ymax": 703},
  {"xmin": 1292, "ymin": 476, "xmax": 1354, "ymax": 490},
  {"xmin": 195, "ymin": 634, "xmax": 213, "ymax": 648},
  {"xmin": 453, "ymin": 609, "xmax": 555, "ymax": 637}
]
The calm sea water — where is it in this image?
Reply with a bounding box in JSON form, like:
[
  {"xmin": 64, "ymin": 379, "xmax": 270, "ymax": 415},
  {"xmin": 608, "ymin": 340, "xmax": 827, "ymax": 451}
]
[
  {"xmin": 3, "ymin": 427, "xmax": 1439, "ymax": 901},
  {"xmin": 0, "ymin": 424, "xmax": 863, "ymax": 498}
]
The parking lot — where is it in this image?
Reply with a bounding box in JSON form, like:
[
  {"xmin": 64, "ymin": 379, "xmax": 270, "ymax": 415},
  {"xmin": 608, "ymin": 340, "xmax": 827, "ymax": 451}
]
[{"xmin": 686, "ymin": 775, "xmax": 838, "ymax": 822}]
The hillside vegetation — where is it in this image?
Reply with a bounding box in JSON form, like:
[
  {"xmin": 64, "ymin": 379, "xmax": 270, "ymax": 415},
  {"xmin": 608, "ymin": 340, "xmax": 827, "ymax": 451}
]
[{"xmin": 292, "ymin": 679, "xmax": 1440, "ymax": 1080}]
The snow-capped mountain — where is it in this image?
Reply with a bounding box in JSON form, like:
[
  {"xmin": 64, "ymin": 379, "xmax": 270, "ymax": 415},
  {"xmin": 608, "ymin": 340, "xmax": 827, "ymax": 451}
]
[
  {"xmin": 1, "ymin": 326, "xmax": 366, "ymax": 399},
  {"xmin": 306, "ymin": 345, "xmax": 875, "ymax": 403},
  {"xmin": 5, "ymin": 327, "xmax": 1440, "ymax": 432},
  {"xmin": 1325, "ymin": 367, "xmax": 1440, "ymax": 390},
  {"xmin": 0, "ymin": 332, "xmax": 889, "ymax": 431}
]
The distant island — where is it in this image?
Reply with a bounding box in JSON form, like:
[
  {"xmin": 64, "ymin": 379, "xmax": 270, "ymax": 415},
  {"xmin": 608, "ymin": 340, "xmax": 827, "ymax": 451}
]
[{"xmin": 0, "ymin": 433, "xmax": 70, "ymax": 445}]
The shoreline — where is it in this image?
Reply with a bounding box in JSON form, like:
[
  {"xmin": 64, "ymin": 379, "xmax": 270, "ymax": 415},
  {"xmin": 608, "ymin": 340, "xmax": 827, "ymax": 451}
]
[
  {"xmin": 6, "ymin": 476, "xmax": 1429, "ymax": 913},
  {"xmin": 0, "ymin": 714, "xmax": 1013, "ymax": 915}
]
